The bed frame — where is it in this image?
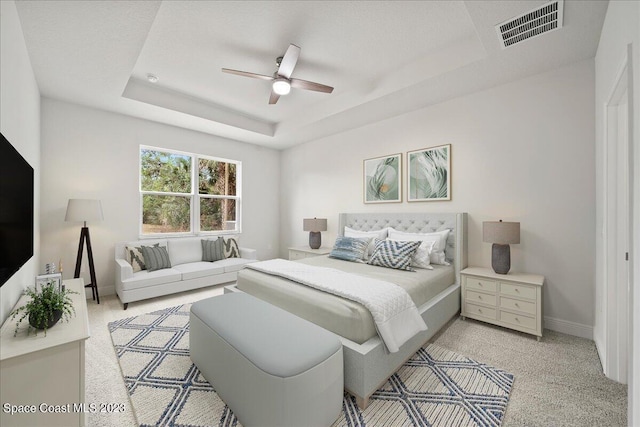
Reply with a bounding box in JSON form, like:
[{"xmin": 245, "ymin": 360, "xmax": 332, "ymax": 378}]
[{"xmin": 226, "ymin": 212, "xmax": 467, "ymax": 409}]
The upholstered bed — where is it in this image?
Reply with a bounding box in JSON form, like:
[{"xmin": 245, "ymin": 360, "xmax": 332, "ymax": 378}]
[{"xmin": 225, "ymin": 212, "xmax": 468, "ymax": 408}]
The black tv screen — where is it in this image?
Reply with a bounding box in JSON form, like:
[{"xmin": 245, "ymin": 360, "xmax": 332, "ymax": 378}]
[{"xmin": 0, "ymin": 132, "xmax": 34, "ymax": 286}]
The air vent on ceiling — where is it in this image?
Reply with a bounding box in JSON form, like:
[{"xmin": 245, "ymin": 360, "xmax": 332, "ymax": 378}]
[{"xmin": 496, "ymin": 0, "xmax": 564, "ymax": 49}]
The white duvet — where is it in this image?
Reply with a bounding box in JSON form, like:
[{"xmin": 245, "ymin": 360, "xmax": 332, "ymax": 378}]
[{"xmin": 245, "ymin": 258, "xmax": 427, "ymax": 353}]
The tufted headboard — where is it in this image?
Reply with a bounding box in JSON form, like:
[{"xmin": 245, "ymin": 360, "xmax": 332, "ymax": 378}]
[{"xmin": 338, "ymin": 212, "xmax": 468, "ymax": 284}]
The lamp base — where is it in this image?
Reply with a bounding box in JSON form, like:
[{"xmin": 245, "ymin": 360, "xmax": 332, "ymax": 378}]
[
  {"xmin": 491, "ymin": 243, "xmax": 511, "ymax": 274},
  {"xmin": 309, "ymin": 231, "xmax": 321, "ymax": 250}
]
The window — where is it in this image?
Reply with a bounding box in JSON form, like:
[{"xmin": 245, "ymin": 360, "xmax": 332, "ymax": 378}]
[{"xmin": 140, "ymin": 146, "xmax": 241, "ymax": 236}]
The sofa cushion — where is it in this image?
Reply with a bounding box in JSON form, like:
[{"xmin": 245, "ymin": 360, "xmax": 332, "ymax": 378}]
[
  {"xmin": 168, "ymin": 238, "xmax": 202, "ymax": 265},
  {"xmin": 223, "ymin": 237, "xmax": 240, "ymax": 258},
  {"xmin": 125, "ymin": 245, "xmax": 146, "ymax": 272},
  {"xmin": 122, "ymin": 268, "xmax": 182, "ymax": 291},
  {"xmin": 141, "ymin": 245, "xmax": 172, "ymax": 272},
  {"xmin": 202, "ymin": 238, "xmax": 225, "ymax": 262},
  {"xmin": 215, "ymin": 258, "xmax": 256, "ymax": 273},
  {"xmin": 173, "ymin": 262, "xmax": 226, "ymax": 280}
]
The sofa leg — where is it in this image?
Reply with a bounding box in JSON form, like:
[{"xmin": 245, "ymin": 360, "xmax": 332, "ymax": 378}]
[{"xmin": 123, "ymin": 303, "xmax": 128, "ymax": 310}]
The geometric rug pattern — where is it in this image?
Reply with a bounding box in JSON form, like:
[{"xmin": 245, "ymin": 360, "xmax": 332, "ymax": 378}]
[{"xmin": 109, "ymin": 303, "xmax": 514, "ymax": 427}]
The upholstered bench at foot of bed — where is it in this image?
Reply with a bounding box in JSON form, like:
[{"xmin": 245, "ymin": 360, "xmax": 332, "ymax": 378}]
[{"xmin": 190, "ymin": 293, "xmax": 344, "ymax": 427}]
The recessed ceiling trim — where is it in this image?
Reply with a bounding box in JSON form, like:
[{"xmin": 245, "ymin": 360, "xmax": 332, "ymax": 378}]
[
  {"xmin": 122, "ymin": 78, "xmax": 275, "ymax": 137},
  {"xmin": 496, "ymin": 0, "xmax": 564, "ymax": 49}
]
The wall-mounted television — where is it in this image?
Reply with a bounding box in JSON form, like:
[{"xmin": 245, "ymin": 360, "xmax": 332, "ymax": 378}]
[{"xmin": 0, "ymin": 132, "xmax": 34, "ymax": 286}]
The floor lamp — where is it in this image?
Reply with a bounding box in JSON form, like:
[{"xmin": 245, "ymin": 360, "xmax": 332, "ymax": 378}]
[{"xmin": 65, "ymin": 199, "xmax": 103, "ymax": 304}]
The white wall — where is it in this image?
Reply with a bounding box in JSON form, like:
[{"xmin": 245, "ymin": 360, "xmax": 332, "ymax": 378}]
[
  {"xmin": 594, "ymin": 0, "xmax": 640, "ymax": 423},
  {"xmin": 40, "ymin": 99, "xmax": 280, "ymax": 297},
  {"xmin": 0, "ymin": 1, "xmax": 41, "ymax": 323},
  {"xmin": 280, "ymin": 59, "xmax": 595, "ymax": 334}
]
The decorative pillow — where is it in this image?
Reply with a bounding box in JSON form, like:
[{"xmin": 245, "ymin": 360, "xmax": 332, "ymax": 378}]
[
  {"xmin": 125, "ymin": 246, "xmax": 146, "ymax": 273},
  {"xmin": 344, "ymin": 226, "xmax": 390, "ymax": 258},
  {"xmin": 222, "ymin": 237, "xmax": 240, "ymax": 258},
  {"xmin": 388, "ymin": 229, "xmax": 451, "ymax": 265},
  {"xmin": 387, "ymin": 238, "xmax": 436, "ymax": 270},
  {"xmin": 202, "ymin": 238, "xmax": 225, "ymax": 262},
  {"xmin": 329, "ymin": 236, "xmax": 370, "ymax": 263},
  {"xmin": 141, "ymin": 245, "xmax": 172, "ymax": 272},
  {"xmin": 367, "ymin": 239, "xmax": 422, "ymax": 271}
]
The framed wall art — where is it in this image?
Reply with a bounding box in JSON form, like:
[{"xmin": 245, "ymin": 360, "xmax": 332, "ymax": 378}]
[
  {"xmin": 363, "ymin": 153, "xmax": 402, "ymax": 203},
  {"xmin": 407, "ymin": 144, "xmax": 451, "ymax": 202}
]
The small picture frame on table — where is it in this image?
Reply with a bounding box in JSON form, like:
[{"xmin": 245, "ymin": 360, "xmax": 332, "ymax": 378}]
[{"xmin": 35, "ymin": 273, "xmax": 63, "ymax": 292}]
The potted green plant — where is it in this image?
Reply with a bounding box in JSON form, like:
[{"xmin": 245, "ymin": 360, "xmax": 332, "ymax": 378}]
[{"xmin": 9, "ymin": 281, "xmax": 77, "ymax": 336}]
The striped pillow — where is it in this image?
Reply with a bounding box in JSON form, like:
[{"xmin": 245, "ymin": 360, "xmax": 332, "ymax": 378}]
[
  {"xmin": 367, "ymin": 239, "xmax": 421, "ymax": 271},
  {"xmin": 329, "ymin": 236, "xmax": 370, "ymax": 263},
  {"xmin": 141, "ymin": 245, "xmax": 172, "ymax": 272},
  {"xmin": 202, "ymin": 238, "xmax": 225, "ymax": 262}
]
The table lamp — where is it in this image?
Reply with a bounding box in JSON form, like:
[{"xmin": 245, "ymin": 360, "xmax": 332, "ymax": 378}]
[
  {"xmin": 65, "ymin": 199, "xmax": 103, "ymax": 303},
  {"xmin": 483, "ymin": 220, "xmax": 520, "ymax": 274},
  {"xmin": 303, "ymin": 218, "xmax": 327, "ymax": 249}
]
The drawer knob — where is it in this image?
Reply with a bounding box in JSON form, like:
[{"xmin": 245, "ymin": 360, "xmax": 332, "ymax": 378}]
[
  {"xmin": 515, "ymin": 303, "xmax": 520, "ymax": 307},
  {"xmin": 515, "ymin": 317, "xmax": 520, "ymax": 322},
  {"xmin": 515, "ymin": 288, "xmax": 520, "ymax": 292},
  {"xmin": 478, "ymin": 282, "xmax": 482, "ymax": 286},
  {"xmin": 478, "ymin": 295, "xmax": 482, "ymax": 300},
  {"xmin": 478, "ymin": 308, "xmax": 483, "ymax": 313}
]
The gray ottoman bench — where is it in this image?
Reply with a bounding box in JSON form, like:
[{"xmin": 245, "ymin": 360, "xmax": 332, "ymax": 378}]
[{"xmin": 190, "ymin": 292, "xmax": 343, "ymax": 427}]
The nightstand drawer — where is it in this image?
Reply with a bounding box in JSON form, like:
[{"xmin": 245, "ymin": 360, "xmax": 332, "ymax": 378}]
[
  {"xmin": 466, "ymin": 290, "xmax": 497, "ymax": 307},
  {"xmin": 464, "ymin": 302, "xmax": 497, "ymax": 320},
  {"xmin": 500, "ymin": 282, "xmax": 536, "ymax": 300},
  {"xmin": 500, "ymin": 296, "xmax": 536, "ymax": 315},
  {"xmin": 465, "ymin": 277, "xmax": 497, "ymax": 293},
  {"xmin": 499, "ymin": 310, "xmax": 536, "ymax": 330}
]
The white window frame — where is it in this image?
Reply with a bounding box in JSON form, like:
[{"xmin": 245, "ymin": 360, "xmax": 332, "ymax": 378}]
[{"xmin": 139, "ymin": 145, "xmax": 242, "ymax": 238}]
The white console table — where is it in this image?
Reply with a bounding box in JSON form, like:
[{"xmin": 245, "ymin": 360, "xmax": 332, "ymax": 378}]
[{"xmin": 0, "ymin": 278, "xmax": 90, "ymax": 426}]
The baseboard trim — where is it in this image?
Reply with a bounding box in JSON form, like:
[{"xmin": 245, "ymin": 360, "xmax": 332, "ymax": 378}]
[
  {"xmin": 544, "ymin": 316, "xmax": 593, "ymax": 339},
  {"xmin": 83, "ymin": 285, "xmax": 116, "ymax": 299}
]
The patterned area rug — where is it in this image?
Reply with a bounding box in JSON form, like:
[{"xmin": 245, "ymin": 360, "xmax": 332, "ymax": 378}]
[{"xmin": 109, "ymin": 303, "xmax": 514, "ymax": 427}]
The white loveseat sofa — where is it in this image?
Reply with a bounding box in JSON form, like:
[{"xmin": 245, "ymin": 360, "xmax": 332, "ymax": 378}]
[{"xmin": 115, "ymin": 237, "xmax": 257, "ymax": 309}]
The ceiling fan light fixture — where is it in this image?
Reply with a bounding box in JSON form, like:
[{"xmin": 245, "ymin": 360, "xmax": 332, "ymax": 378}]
[{"xmin": 272, "ymin": 78, "xmax": 291, "ymax": 95}]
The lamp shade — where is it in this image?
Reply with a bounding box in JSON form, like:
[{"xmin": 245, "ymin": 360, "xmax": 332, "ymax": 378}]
[
  {"xmin": 483, "ymin": 221, "xmax": 520, "ymax": 244},
  {"xmin": 65, "ymin": 199, "xmax": 104, "ymax": 222},
  {"xmin": 303, "ymin": 218, "xmax": 327, "ymax": 232}
]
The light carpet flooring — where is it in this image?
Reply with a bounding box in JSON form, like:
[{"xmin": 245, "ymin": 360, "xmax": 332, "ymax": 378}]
[{"xmin": 86, "ymin": 286, "xmax": 627, "ymax": 427}]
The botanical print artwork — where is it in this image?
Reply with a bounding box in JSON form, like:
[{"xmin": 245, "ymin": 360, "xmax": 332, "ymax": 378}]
[
  {"xmin": 364, "ymin": 153, "xmax": 401, "ymax": 203},
  {"xmin": 408, "ymin": 144, "xmax": 451, "ymax": 201}
]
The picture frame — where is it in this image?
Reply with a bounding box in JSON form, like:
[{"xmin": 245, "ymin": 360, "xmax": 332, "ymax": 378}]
[
  {"xmin": 363, "ymin": 153, "xmax": 402, "ymax": 203},
  {"xmin": 407, "ymin": 144, "xmax": 451, "ymax": 202},
  {"xmin": 35, "ymin": 273, "xmax": 62, "ymax": 292}
]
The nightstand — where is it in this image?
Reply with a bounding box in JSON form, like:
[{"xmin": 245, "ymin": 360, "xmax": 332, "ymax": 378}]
[
  {"xmin": 288, "ymin": 246, "xmax": 332, "ymax": 260},
  {"xmin": 460, "ymin": 267, "xmax": 544, "ymax": 341}
]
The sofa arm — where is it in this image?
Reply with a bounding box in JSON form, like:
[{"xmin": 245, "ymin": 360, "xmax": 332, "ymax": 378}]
[
  {"xmin": 239, "ymin": 247, "xmax": 257, "ymax": 260},
  {"xmin": 115, "ymin": 258, "xmax": 134, "ymax": 283}
]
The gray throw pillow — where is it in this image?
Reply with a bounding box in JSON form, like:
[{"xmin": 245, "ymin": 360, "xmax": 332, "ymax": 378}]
[
  {"xmin": 329, "ymin": 236, "xmax": 370, "ymax": 262},
  {"xmin": 202, "ymin": 238, "xmax": 225, "ymax": 262},
  {"xmin": 141, "ymin": 245, "xmax": 171, "ymax": 272},
  {"xmin": 367, "ymin": 239, "xmax": 421, "ymax": 271}
]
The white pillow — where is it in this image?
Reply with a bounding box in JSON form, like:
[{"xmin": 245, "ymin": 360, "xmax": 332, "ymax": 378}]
[
  {"xmin": 387, "ymin": 238, "xmax": 436, "ymax": 270},
  {"xmin": 344, "ymin": 226, "xmax": 390, "ymax": 258},
  {"xmin": 387, "ymin": 229, "xmax": 450, "ymax": 265}
]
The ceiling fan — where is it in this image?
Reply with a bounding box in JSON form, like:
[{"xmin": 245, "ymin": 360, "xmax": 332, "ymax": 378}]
[{"xmin": 222, "ymin": 44, "xmax": 334, "ymax": 105}]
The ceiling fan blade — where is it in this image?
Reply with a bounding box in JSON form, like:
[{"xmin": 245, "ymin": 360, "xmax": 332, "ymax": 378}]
[
  {"xmin": 277, "ymin": 44, "xmax": 300, "ymax": 78},
  {"xmin": 269, "ymin": 90, "xmax": 280, "ymax": 105},
  {"xmin": 222, "ymin": 68, "xmax": 274, "ymax": 81},
  {"xmin": 290, "ymin": 78, "xmax": 334, "ymax": 94}
]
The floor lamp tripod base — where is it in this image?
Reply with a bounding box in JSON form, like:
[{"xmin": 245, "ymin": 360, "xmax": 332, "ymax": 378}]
[{"xmin": 74, "ymin": 225, "xmax": 100, "ymax": 304}]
